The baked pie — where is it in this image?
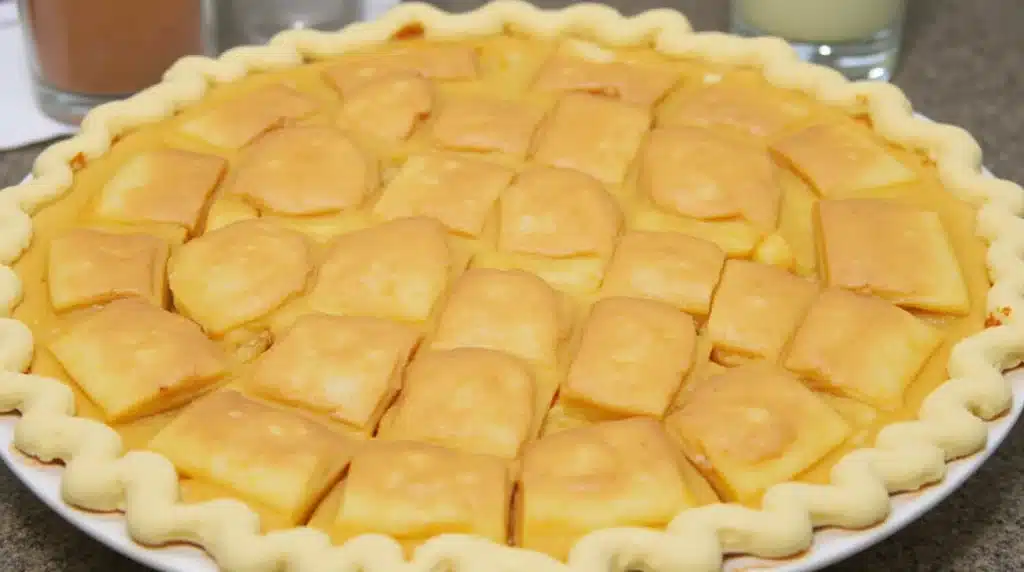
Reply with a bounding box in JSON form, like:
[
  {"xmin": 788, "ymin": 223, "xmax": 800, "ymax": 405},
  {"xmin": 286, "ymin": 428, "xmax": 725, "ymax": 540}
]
[{"xmin": 1, "ymin": 2, "xmax": 1021, "ymax": 571}]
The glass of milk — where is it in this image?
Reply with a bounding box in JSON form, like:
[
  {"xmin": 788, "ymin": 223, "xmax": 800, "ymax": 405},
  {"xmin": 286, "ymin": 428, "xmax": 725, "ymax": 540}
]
[{"xmin": 730, "ymin": 0, "xmax": 908, "ymax": 81}]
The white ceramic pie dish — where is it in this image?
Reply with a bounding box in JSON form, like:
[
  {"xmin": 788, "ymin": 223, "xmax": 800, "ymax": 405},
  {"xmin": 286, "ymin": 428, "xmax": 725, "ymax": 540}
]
[{"xmin": 2, "ymin": 369, "xmax": 1021, "ymax": 572}]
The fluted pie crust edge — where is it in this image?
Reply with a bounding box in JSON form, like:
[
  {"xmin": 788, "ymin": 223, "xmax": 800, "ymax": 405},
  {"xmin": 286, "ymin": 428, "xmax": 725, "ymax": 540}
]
[{"xmin": 1, "ymin": 2, "xmax": 1024, "ymax": 570}]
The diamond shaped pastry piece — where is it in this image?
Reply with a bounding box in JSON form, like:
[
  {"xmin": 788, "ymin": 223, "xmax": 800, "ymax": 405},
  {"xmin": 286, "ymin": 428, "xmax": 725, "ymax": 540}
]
[
  {"xmin": 817, "ymin": 198, "xmax": 970, "ymax": 315},
  {"xmin": 640, "ymin": 126, "xmax": 782, "ymax": 231},
  {"xmin": 431, "ymin": 268, "xmax": 567, "ymax": 366},
  {"xmin": 783, "ymin": 288, "xmax": 943, "ymax": 411},
  {"xmin": 320, "ymin": 441, "xmax": 509, "ymax": 548},
  {"xmin": 518, "ymin": 418, "xmax": 716, "ymax": 560},
  {"xmin": 96, "ymin": 149, "xmax": 226, "ymax": 233},
  {"xmin": 224, "ymin": 126, "xmax": 377, "ymax": 216},
  {"xmin": 339, "ymin": 73, "xmax": 433, "ymax": 142},
  {"xmin": 562, "ymin": 297, "xmax": 696, "ymax": 419},
  {"xmin": 377, "ymin": 348, "xmax": 536, "ymax": 458},
  {"xmin": 430, "ymin": 96, "xmax": 546, "ymax": 157},
  {"xmin": 372, "ymin": 154, "xmax": 514, "ymax": 237},
  {"xmin": 49, "ymin": 298, "xmax": 226, "ymax": 423},
  {"xmin": 600, "ymin": 231, "xmax": 726, "ymax": 317},
  {"xmin": 168, "ymin": 220, "xmax": 312, "ymax": 336},
  {"xmin": 47, "ymin": 228, "xmax": 169, "ymax": 312},
  {"xmin": 706, "ymin": 260, "xmax": 819, "ymax": 365},
  {"xmin": 180, "ymin": 84, "xmax": 318, "ymax": 150},
  {"xmin": 323, "ymin": 44, "xmax": 478, "ymax": 96},
  {"xmin": 771, "ymin": 122, "xmax": 917, "ymax": 197},
  {"xmin": 532, "ymin": 45, "xmax": 679, "ymax": 107},
  {"xmin": 246, "ymin": 313, "xmax": 420, "ymax": 436},
  {"xmin": 657, "ymin": 81, "xmax": 812, "ymax": 138},
  {"xmin": 664, "ymin": 362, "xmax": 851, "ymax": 502},
  {"xmin": 148, "ymin": 389, "xmax": 353, "ymax": 526},
  {"xmin": 532, "ymin": 92, "xmax": 651, "ymax": 184},
  {"xmin": 308, "ymin": 217, "xmax": 454, "ymax": 323}
]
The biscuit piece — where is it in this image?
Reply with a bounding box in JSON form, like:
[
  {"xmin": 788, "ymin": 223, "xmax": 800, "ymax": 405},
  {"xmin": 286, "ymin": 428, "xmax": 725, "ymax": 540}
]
[
  {"xmin": 180, "ymin": 84, "xmax": 318, "ymax": 149},
  {"xmin": 49, "ymin": 298, "xmax": 226, "ymax": 423},
  {"xmin": 600, "ymin": 231, "xmax": 726, "ymax": 317},
  {"xmin": 323, "ymin": 44, "xmax": 478, "ymax": 96},
  {"xmin": 816, "ymin": 198, "xmax": 970, "ymax": 315},
  {"xmin": 475, "ymin": 166, "xmax": 621, "ymax": 293},
  {"xmin": 169, "ymin": 220, "xmax": 312, "ymax": 335},
  {"xmin": 339, "ymin": 73, "xmax": 433, "ymax": 142},
  {"xmin": 378, "ymin": 348, "xmax": 536, "ymax": 458},
  {"xmin": 430, "ymin": 96, "xmax": 546, "ymax": 157},
  {"xmin": 772, "ymin": 122, "xmax": 917, "ymax": 197},
  {"xmin": 431, "ymin": 268, "xmax": 566, "ymax": 366},
  {"xmin": 224, "ymin": 126, "xmax": 377, "ymax": 216},
  {"xmin": 784, "ymin": 288, "xmax": 943, "ymax": 410},
  {"xmin": 706, "ymin": 260, "xmax": 819, "ymax": 365},
  {"xmin": 657, "ymin": 81, "xmax": 811, "ymax": 138},
  {"xmin": 47, "ymin": 228, "xmax": 169, "ymax": 312},
  {"xmin": 308, "ymin": 217, "xmax": 454, "ymax": 323},
  {"xmin": 148, "ymin": 390, "xmax": 352, "ymax": 526},
  {"xmin": 96, "ymin": 148, "xmax": 226, "ymax": 233},
  {"xmin": 519, "ymin": 418, "xmax": 715, "ymax": 560},
  {"xmin": 372, "ymin": 154, "xmax": 514, "ymax": 237},
  {"xmin": 561, "ymin": 297, "xmax": 696, "ymax": 419},
  {"xmin": 640, "ymin": 126, "xmax": 781, "ymax": 231},
  {"xmin": 247, "ymin": 314, "xmax": 420, "ymax": 435},
  {"xmin": 665, "ymin": 362, "xmax": 851, "ymax": 501},
  {"xmin": 532, "ymin": 93, "xmax": 651, "ymax": 184},
  {"xmin": 322, "ymin": 442, "xmax": 509, "ymax": 549},
  {"xmin": 533, "ymin": 42, "xmax": 679, "ymax": 107}
]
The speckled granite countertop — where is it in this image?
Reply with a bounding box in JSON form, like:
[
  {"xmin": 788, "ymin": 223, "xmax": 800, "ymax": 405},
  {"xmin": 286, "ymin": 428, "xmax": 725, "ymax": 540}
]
[{"xmin": 1, "ymin": 0, "xmax": 1021, "ymax": 570}]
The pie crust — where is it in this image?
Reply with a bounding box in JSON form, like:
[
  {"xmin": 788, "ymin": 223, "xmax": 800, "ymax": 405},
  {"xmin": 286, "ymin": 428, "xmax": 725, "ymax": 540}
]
[{"xmin": 1, "ymin": 2, "xmax": 1023, "ymax": 571}]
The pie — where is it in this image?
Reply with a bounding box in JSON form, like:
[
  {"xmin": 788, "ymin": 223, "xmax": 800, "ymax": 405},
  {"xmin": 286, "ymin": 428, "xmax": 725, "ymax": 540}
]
[{"xmin": 0, "ymin": 2, "xmax": 1021, "ymax": 571}]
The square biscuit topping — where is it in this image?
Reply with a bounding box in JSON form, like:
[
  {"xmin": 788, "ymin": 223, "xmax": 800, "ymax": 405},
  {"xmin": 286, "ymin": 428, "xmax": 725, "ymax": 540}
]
[
  {"xmin": 656, "ymin": 81, "xmax": 812, "ymax": 139},
  {"xmin": 168, "ymin": 220, "xmax": 313, "ymax": 336},
  {"xmin": 816, "ymin": 198, "xmax": 971, "ymax": 315},
  {"xmin": 307, "ymin": 217, "xmax": 455, "ymax": 323},
  {"xmin": 49, "ymin": 298, "xmax": 227, "ymax": 423},
  {"xmin": 430, "ymin": 96, "xmax": 547, "ymax": 157},
  {"xmin": 246, "ymin": 313, "xmax": 420, "ymax": 435},
  {"xmin": 338, "ymin": 73, "xmax": 433, "ymax": 143},
  {"xmin": 323, "ymin": 441, "xmax": 509, "ymax": 548},
  {"xmin": 771, "ymin": 121, "xmax": 917, "ymax": 198},
  {"xmin": 377, "ymin": 348, "xmax": 536, "ymax": 459},
  {"xmin": 562, "ymin": 297, "xmax": 697, "ymax": 419},
  {"xmin": 96, "ymin": 148, "xmax": 226, "ymax": 233},
  {"xmin": 532, "ymin": 42, "xmax": 679, "ymax": 107},
  {"xmin": 372, "ymin": 153, "xmax": 514, "ymax": 237},
  {"xmin": 706, "ymin": 260, "xmax": 819, "ymax": 365},
  {"xmin": 431, "ymin": 268, "xmax": 568, "ymax": 367},
  {"xmin": 148, "ymin": 389, "xmax": 353, "ymax": 526},
  {"xmin": 223, "ymin": 125, "xmax": 377, "ymax": 216},
  {"xmin": 47, "ymin": 228, "xmax": 169, "ymax": 312},
  {"xmin": 323, "ymin": 44, "xmax": 479, "ymax": 96},
  {"xmin": 180, "ymin": 84, "xmax": 319, "ymax": 150},
  {"xmin": 665, "ymin": 362, "xmax": 851, "ymax": 502},
  {"xmin": 532, "ymin": 92, "xmax": 651, "ymax": 185},
  {"xmin": 784, "ymin": 288, "xmax": 943, "ymax": 411},
  {"xmin": 600, "ymin": 231, "xmax": 726, "ymax": 317},
  {"xmin": 519, "ymin": 418, "xmax": 714, "ymax": 560},
  {"xmin": 640, "ymin": 126, "xmax": 782, "ymax": 232}
]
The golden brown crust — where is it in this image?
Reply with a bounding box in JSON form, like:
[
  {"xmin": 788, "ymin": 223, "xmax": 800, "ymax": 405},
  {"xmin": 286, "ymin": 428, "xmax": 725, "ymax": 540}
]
[{"xmin": 0, "ymin": 2, "xmax": 1021, "ymax": 571}]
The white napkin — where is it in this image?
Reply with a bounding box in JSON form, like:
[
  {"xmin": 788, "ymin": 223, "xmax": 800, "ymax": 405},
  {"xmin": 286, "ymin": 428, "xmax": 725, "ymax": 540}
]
[{"xmin": 0, "ymin": 2, "xmax": 77, "ymax": 152}]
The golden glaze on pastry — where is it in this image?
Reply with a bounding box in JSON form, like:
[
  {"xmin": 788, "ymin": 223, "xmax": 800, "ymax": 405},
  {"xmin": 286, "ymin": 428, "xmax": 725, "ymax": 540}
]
[{"xmin": 6, "ymin": 9, "xmax": 1002, "ymax": 568}]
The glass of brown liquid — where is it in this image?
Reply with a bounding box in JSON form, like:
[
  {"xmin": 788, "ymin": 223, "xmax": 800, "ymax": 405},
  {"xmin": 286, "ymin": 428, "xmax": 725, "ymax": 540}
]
[{"xmin": 17, "ymin": 0, "xmax": 206, "ymax": 125}]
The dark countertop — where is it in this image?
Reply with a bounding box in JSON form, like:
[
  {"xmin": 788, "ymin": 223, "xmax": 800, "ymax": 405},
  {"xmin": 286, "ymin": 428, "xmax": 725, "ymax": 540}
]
[{"xmin": 1, "ymin": 1, "xmax": 1022, "ymax": 570}]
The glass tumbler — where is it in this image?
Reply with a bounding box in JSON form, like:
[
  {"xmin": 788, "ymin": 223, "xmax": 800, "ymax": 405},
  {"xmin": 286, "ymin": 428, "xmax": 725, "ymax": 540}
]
[
  {"xmin": 730, "ymin": 0, "xmax": 908, "ymax": 81},
  {"xmin": 17, "ymin": 0, "xmax": 205, "ymax": 125}
]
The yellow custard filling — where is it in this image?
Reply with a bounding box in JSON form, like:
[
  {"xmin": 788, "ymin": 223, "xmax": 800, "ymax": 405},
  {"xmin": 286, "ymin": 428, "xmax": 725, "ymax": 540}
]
[{"xmin": 11, "ymin": 31, "xmax": 989, "ymax": 560}]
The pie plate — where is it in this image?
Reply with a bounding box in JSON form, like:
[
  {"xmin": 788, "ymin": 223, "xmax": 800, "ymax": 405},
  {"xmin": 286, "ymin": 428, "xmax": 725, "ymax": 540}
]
[{"xmin": 2, "ymin": 2, "xmax": 1024, "ymax": 572}]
